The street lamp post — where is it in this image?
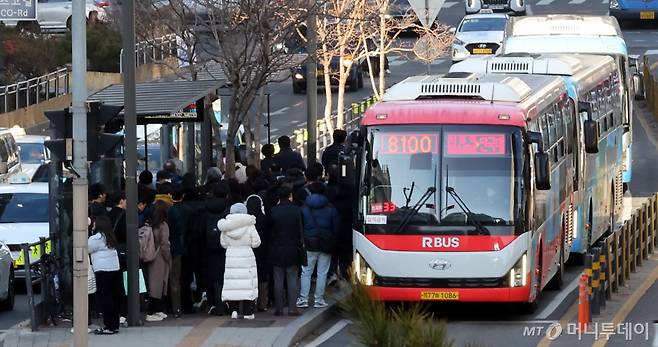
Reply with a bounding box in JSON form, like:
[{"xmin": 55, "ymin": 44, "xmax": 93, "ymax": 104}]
[{"xmin": 306, "ymin": 0, "xmax": 318, "ymax": 165}]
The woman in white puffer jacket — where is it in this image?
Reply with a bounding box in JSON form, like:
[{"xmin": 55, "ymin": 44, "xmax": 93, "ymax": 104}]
[{"xmin": 218, "ymin": 203, "xmax": 262, "ymax": 319}]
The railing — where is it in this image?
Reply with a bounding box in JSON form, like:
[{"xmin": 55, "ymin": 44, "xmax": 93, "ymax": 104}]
[
  {"xmin": 21, "ymin": 237, "xmax": 56, "ymax": 332},
  {"xmin": 292, "ymin": 95, "xmax": 378, "ymax": 160},
  {"xmin": 0, "ymin": 68, "xmax": 70, "ymax": 114},
  {"xmin": 120, "ymin": 33, "xmax": 178, "ymax": 73},
  {"xmin": 578, "ymin": 194, "xmax": 657, "ymax": 328}
]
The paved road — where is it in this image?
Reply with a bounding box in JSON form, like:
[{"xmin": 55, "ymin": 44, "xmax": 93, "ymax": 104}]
[
  {"xmin": 291, "ymin": 2, "xmax": 658, "ymax": 347},
  {"xmin": 0, "ymin": 295, "xmax": 29, "ymax": 330},
  {"xmin": 262, "ymin": 1, "xmax": 658, "ymax": 142}
]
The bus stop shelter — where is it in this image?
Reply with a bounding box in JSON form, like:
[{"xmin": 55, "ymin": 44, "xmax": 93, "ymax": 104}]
[{"xmin": 88, "ymin": 79, "xmax": 226, "ymax": 179}]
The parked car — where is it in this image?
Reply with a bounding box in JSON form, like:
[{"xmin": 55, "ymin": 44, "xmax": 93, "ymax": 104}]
[
  {"xmin": 14, "ymin": 134, "xmax": 50, "ymax": 181},
  {"xmin": 1, "ymin": 0, "xmax": 107, "ymax": 32},
  {"xmin": 0, "ymin": 178, "xmax": 49, "ymax": 283},
  {"xmin": 0, "ymin": 241, "xmax": 14, "ymax": 310},
  {"xmin": 451, "ymin": 12, "xmax": 509, "ymax": 63}
]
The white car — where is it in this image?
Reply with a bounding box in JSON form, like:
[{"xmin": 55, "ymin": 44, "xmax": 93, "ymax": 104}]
[
  {"xmin": 0, "ymin": 179, "xmax": 49, "ymax": 281},
  {"xmin": 1, "ymin": 0, "xmax": 108, "ymax": 32},
  {"xmin": 451, "ymin": 13, "xmax": 509, "ymax": 63},
  {"xmin": 465, "ymin": 0, "xmax": 525, "ymax": 15},
  {"xmin": 0, "ymin": 241, "xmax": 14, "ymax": 311},
  {"xmin": 15, "ymin": 135, "xmax": 50, "ymax": 181}
]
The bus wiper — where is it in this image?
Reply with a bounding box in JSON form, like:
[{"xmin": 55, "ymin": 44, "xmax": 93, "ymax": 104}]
[
  {"xmin": 403, "ymin": 181, "xmax": 416, "ymax": 208},
  {"xmin": 393, "ymin": 186, "xmax": 436, "ymax": 234},
  {"xmin": 446, "ymin": 186, "xmax": 490, "ymax": 235}
]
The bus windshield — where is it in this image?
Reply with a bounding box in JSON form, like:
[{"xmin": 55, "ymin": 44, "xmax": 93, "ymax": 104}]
[{"xmin": 362, "ymin": 125, "xmax": 525, "ymax": 236}]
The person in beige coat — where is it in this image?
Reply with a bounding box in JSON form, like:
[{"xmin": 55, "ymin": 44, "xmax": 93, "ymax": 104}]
[
  {"xmin": 218, "ymin": 203, "xmax": 261, "ymax": 319},
  {"xmin": 145, "ymin": 201, "xmax": 172, "ymax": 322}
]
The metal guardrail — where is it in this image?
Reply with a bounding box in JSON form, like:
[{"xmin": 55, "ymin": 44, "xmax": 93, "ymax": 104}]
[
  {"xmin": 0, "ymin": 68, "xmax": 70, "ymax": 114},
  {"xmin": 22, "ymin": 237, "xmax": 54, "ymax": 332},
  {"xmin": 292, "ymin": 95, "xmax": 378, "ymax": 160},
  {"xmin": 578, "ymin": 195, "xmax": 657, "ymax": 328},
  {"xmin": 120, "ymin": 34, "xmax": 178, "ymax": 73},
  {"xmin": 0, "ymin": 34, "xmax": 178, "ymax": 115}
]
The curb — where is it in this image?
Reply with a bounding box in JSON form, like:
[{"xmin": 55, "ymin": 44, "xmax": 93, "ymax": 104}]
[
  {"xmin": 272, "ymin": 287, "xmax": 348, "ymax": 347},
  {"xmin": 271, "ymin": 302, "xmax": 339, "ymax": 347}
]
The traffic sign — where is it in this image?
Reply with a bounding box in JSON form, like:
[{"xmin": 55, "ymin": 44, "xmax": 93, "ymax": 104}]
[
  {"xmin": 0, "ymin": 0, "xmax": 37, "ymax": 21},
  {"xmin": 407, "ymin": 0, "xmax": 445, "ymax": 28}
]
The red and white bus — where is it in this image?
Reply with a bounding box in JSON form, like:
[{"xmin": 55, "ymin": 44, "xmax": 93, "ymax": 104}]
[{"xmin": 343, "ymin": 73, "xmax": 576, "ymax": 309}]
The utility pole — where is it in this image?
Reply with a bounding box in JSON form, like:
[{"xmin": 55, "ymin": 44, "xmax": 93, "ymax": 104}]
[
  {"xmin": 71, "ymin": 0, "xmax": 88, "ymax": 345},
  {"xmin": 121, "ymin": 0, "xmax": 140, "ymax": 327},
  {"xmin": 306, "ymin": 0, "xmax": 317, "ymax": 165}
]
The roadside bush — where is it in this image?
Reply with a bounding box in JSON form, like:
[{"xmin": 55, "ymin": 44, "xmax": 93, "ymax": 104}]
[{"xmin": 338, "ymin": 280, "xmax": 453, "ymax": 347}]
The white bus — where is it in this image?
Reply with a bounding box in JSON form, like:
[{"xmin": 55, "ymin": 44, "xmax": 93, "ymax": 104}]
[
  {"xmin": 502, "ymin": 15, "xmax": 634, "ymax": 191},
  {"xmin": 450, "ymin": 54, "xmax": 625, "ymax": 259}
]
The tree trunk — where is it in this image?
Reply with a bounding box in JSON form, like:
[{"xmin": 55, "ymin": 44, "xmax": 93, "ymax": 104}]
[
  {"xmin": 253, "ymin": 87, "xmax": 265, "ymax": 169},
  {"xmin": 379, "ymin": 16, "xmax": 386, "ymax": 98},
  {"xmin": 323, "ymin": 60, "xmax": 334, "ymax": 133},
  {"xmin": 337, "ymin": 57, "xmax": 347, "ymax": 130}
]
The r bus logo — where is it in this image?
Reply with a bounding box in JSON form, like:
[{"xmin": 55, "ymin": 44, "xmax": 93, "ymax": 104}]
[{"xmin": 421, "ymin": 236, "xmax": 460, "ymax": 249}]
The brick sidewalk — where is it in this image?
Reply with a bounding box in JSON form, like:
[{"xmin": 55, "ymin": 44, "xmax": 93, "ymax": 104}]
[{"xmin": 0, "ymin": 305, "xmax": 329, "ymax": 347}]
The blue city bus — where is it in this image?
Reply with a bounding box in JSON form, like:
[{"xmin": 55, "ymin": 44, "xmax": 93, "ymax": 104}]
[
  {"xmin": 450, "ymin": 54, "xmax": 625, "ymax": 258},
  {"xmin": 609, "ymin": 0, "xmax": 658, "ymax": 23},
  {"xmin": 502, "ymin": 15, "xmax": 633, "ymax": 192}
]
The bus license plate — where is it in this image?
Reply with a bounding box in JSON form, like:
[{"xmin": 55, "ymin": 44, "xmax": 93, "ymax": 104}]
[
  {"xmin": 640, "ymin": 11, "xmax": 655, "ymax": 19},
  {"xmin": 420, "ymin": 291, "xmax": 459, "ymax": 301},
  {"xmin": 472, "ymin": 48, "xmax": 493, "ymax": 54}
]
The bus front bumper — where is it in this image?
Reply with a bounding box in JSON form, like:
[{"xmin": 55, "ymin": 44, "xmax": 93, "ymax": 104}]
[{"xmin": 367, "ymin": 285, "xmax": 532, "ymax": 302}]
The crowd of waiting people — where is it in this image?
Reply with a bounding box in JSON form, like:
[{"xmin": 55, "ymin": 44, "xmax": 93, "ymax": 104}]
[{"xmin": 85, "ymin": 131, "xmax": 352, "ymax": 335}]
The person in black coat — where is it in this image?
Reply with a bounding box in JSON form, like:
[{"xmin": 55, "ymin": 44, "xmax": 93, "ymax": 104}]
[
  {"xmin": 325, "ymin": 167, "xmax": 354, "ymax": 280},
  {"xmin": 200, "ymin": 183, "xmax": 231, "ymax": 315},
  {"xmin": 321, "ymin": 129, "xmax": 347, "ymax": 173},
  {"xmin": 268, "ymin": 186, "xmax": 303, "ymax": 316},
  {"xmin": 245, "ymin": 193, "xmax": 270, "ymax": 311},
  {"xmin": 272, "ymin": 136, "xmax": 306, "ymax": 172}
]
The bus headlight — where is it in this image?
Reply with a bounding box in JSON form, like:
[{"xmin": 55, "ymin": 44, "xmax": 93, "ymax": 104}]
[
  {"xmin": 354, "ymin": 252, "xmax": 375, "ymax": 286},
  {"xmin": 508, "ymin": 253, "xmax": 527, "ymax": 287}
]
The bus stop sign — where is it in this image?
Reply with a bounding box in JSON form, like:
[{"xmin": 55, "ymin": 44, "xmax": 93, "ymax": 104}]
[{"xmin": 0, "ymin": 0, "xmax": 37, "ymax": 21}]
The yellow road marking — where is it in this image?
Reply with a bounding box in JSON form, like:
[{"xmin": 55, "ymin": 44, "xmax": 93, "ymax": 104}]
[
  {"xmin": 536, "ymin": 298, "xmax": 579, "ymax": 347},
  {"xmin": 591, "ymin": 258, "xmax": 658, "ymax": 347}
]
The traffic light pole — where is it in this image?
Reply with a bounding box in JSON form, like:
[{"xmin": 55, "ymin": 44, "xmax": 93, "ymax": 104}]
[
  {"xmin": 71, "ymin": 0, "xmax": 88, "ymax": 345},
  {"xmin": 121, "ymin": 0, "xmax": 140, "ymax": 327}
]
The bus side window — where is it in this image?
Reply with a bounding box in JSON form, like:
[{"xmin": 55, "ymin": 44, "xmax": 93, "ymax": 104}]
[
  {"xmin": 539, "ymin": 116, "xmax": 549, "ymax": 152},
  {"xmin": 565, "ymin": 99, "xmax": 574, "ymax": 155},
  {"xmin": 555, "ymin": 105, "xmax": 565, "ymax": 158},
  {"xmin": 547, "ymin": 113, "xmax": 557, "ymax": 163}
]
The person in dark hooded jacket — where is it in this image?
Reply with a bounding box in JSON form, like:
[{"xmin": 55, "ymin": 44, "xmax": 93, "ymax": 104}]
[
  {"xmin": 296, "ymin": 183, "xmax": 339, "ymax": 309},
  {"xmin": 201, "ymin": 182, "xmax": 231, "ymax": 315}
]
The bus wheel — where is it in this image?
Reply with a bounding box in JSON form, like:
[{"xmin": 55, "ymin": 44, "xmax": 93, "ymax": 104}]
[{"xmin": 547, "ymin": 225, "xmax": 565, "ymax": 290}]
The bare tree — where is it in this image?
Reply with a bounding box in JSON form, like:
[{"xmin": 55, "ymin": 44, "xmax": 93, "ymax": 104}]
[
  {"xmin": 193, "ymin": 0, "xmax": 309, "ymax": 176},
  {"xmin": 359, "ymin": 3, "xmax": 453, "ymax": 98}
]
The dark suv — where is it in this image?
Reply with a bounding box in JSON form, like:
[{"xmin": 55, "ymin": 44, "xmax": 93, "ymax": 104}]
[{"xmin": 291, "ymin": 55, "xmax": 364, "ymax": 94}]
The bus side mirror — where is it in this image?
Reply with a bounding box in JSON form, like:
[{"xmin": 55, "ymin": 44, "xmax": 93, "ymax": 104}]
[
  {"xmin": 583, "ymin": 119, "xmax": 599, "ymax": 154},
  {"xmin": 534, "ymin": 152, "xmax": 551, "ymax": 190}
]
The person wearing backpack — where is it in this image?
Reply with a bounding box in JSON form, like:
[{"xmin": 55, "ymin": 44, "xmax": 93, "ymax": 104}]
[
  {"xmin": 296, "ymin": 182, "xmax": 339, "ymax": 309},
  {"xmin": 144, "ymin": 201, "xmax": 172, "ymax": 322},
  {"xmin": 202, "ymin": 182, "xmax": 231, "ymax": 315}
]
